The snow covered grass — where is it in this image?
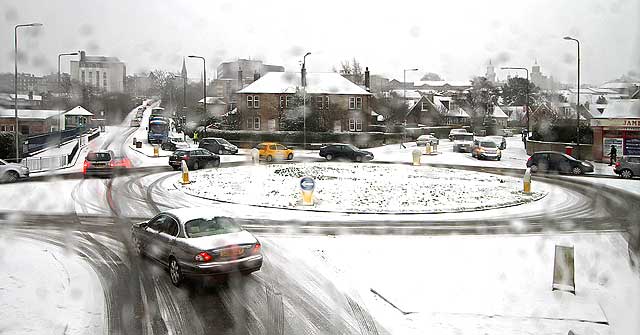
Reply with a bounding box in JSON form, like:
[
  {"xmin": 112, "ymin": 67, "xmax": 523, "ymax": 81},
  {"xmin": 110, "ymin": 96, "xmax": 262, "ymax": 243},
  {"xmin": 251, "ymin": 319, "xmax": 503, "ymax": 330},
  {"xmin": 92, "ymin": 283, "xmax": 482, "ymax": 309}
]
[
  {"xmin": 179, "ymin": 162, "xmax": 547, "ymax": 213},
  {"xmin": 0, "ymin": 233, "xmax": 104, "ymax": 334},
  {"xmin": 267, "ymin": 232, "xmax": 639, "ymax": 334}
]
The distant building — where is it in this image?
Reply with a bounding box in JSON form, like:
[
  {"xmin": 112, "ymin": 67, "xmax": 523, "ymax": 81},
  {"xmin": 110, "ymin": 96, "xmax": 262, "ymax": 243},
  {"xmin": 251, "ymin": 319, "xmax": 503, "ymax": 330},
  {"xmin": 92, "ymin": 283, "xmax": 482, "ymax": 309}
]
[
  {"xmin": 486, "ymin": 60, "xmax": 496, "ymax": 83},
  {"xmin": 369, "ymin": 75, "xmax": 390, "ymax": 93},
  {"xmin": 0, "ymin": 93, "xmax": 43, "ymax": 109},
  {"xmin": 530, "ymin": 62, "xmax": 559, "ymax": 91},
  {"xmin": 0, "ymin": 73, "xmax": 48, "ymax": 94},
  {"xmin": 237, "ymin": 72, "xmax": 372, "ymax": 132},
  {"xmin": 216, "ymin": 59, "xmax": 284, "ymax": 89},
  {"xmin": 590, "ymin": 99, "xmax": 640, "ymax": 161},
  {"xmin": 70, "ymin": 51, "xmax": 126, "ymax": 93}
]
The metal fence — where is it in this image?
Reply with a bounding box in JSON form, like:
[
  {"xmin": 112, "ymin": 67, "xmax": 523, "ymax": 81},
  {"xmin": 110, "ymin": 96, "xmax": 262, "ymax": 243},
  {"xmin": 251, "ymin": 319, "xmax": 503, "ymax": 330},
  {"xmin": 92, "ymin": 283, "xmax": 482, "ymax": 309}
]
[{"xmin": 21, "ymin": 155, "xmax": 69, "ymax": 172}]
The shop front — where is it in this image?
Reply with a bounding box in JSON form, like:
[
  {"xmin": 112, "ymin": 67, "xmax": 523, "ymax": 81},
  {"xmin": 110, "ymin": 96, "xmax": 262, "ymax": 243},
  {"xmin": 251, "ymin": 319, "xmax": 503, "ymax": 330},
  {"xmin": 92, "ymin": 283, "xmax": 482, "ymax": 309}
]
[{"xmin": 591, "ymin": 118, "xmax": 640, "ymax": 161}]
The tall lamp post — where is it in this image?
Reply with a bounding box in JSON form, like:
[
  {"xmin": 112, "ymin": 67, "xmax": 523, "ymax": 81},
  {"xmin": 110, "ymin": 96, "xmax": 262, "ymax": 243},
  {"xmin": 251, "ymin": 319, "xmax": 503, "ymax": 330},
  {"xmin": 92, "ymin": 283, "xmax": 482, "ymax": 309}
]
[
  {"xmin": 57, "ymin": 51, "xmax": 79, "ymax": 146},
  {"xmin": 402, "ymin": 68, "xmax": 418, "ymax": 146},
  {"xmin": 500, "ymin": 66, "xmax": 530, "ymax": 143},
  {"xmin": 302, "ymin": 52, "xmax": 311, "ymax": 149},
  {"xmin": 14, "ymin": 22, "xmax": 43, "ymax": 160},
  {"xmin": 188, "ymin": 55, "xmax": 206, "ymax": 132},
  {"xmin": 563, "ymin": 36, "xmax": 581, "ymax": 159}
]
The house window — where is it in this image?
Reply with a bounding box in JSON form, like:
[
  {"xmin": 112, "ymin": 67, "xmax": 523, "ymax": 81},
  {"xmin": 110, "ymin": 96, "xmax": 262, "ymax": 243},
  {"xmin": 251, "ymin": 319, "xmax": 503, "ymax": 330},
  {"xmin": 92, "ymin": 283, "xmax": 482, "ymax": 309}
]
[
  {"xmin": 316, "ymin": 96, "xmax": 324, "ymax": 109},
  {"xmin": 325, "ymin": 96, "xmax": 329, "ymax": 109},
  {"xmin": 81, "ymin": 70, "xmax": 85, "ymax": 83},
  {"xmin": 286, "ymin": 96, "xmax": 292, "ymax": 107},
  {"xmin": 253, "ymin": 95, "xmax": 259, "ymax": 108},
  {"xmin": 349, "ymin": 97, "xmax": 356, "ymax": 109},
  {"xmin": 349, "ymin": 119, "xmax": 363, "ymax": 132},
  {"xmin": 247, "ymin": 95, "xmax": 253, "ymax": 108},
  {"xmin": 88, "ymin": 71, "xmax": 93, "ymax": 84},
  {"xmin": 103, "ymin": 72, "xmax": 107, "ymax": 88},
  {"xmin": 279, "ymin": 96, "xmax": 284, "ymax": 108},
  {"xmin": 356, "ymin": 97, "xmax": 362, "ymax": 109},
  {"xmin": 253, "ymin": 117, "xmax": 260, "ymax": 130},
  {"xmin": 96, "ymin": 72, "xmax": 100, "ymax": 88}
]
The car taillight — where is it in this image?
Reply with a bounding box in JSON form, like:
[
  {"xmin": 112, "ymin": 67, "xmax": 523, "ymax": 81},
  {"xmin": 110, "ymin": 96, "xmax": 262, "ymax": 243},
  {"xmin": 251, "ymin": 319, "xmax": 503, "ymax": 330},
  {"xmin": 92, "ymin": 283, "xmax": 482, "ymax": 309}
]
[
  {"xmin": 82, "ymin": 160, "xmax": 90, "ymax": 174},
  {"xmin": 195, "ymin": 251, "xmax": 213, "ymax": 262},
  {"xmin": 615, "ymin": 162, "xmax": 620, "ymax": 167},
  {"xmin": 251, "ymin": 243, "xmax": 261, "ymax": 254},
  {"xmin": 183, "ymin": 155, "xmax": 189, "ymax": 160},
  {"xmin": 527, "ymin": 157, "xmax": 532, "ymax": 163}
]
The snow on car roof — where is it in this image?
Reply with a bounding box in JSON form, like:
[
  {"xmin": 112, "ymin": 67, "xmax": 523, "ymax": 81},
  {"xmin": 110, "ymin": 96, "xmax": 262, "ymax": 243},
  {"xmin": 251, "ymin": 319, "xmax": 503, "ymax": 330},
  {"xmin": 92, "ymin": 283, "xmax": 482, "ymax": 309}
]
[
  {"xmin": 165, "ymin": 207, "xmax": 234, "ymax": 224},
  {"xmin": 238, "ymin": 72, "xmax": 371, "ymax": 95}
]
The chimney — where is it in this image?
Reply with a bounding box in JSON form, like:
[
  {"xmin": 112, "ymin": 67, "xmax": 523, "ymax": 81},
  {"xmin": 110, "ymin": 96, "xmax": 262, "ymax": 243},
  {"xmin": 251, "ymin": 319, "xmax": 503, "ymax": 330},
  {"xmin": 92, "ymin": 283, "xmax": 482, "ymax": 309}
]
[
  {"xmin": 364, "ymin": 67, "xmax": 370, "ymax": 91},
  {"xmin": 80, "ymin": 51, "xmax": 86, "ymax": 61},
  {"xmin": 237, "ymin": 66, "xmax": 243, "ymax": 91},
  {"xmin": 254, "ymin": 71, "xmax": 260, "ymax": 81}
]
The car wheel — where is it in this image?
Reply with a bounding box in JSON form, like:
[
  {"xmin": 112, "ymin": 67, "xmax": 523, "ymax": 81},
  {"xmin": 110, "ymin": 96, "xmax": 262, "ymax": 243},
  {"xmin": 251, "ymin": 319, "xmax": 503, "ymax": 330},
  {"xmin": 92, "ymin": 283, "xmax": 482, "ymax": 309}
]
[
  {"xmin": 326, "ymin": 154, "xmax": 333, "ymax": 161},
  {"xmin": 497, "ymin": 156, "xmax": 501, "ymax": 161},
  {"xmin": 266, "ymin": 155, "xmax": 273, "ymax": 162},
  {"xmin": 193, "ymin": 161, "xmax": 199, "ymax": 170},
  {"xmin": 287, "ymin": 153, "xmax": 293, "ymax": 160},
  {"xmin": 1, "ymin": 171, "xmax": 19, "ymax": 183},
  {"xmin": 355, "ymin": 155, "xmax": 363, "ymax": 162},
  {"xmin": 571, "ymin": 166, "xmax": 583, "ymax": 175},
  {"xmin": 169, "ymin": 258, "xmax": 183, "ymax": 287},
  {"xmin": 530, "ymin": 164, "xmax": 538, "ymax": 173},
  {"xmin": 214, "ymin": 160, "xmax": 221, "ymax": 168},
  {"xmin": 621, "ymin": 169, "xmax": 634, "ymax": 179}
]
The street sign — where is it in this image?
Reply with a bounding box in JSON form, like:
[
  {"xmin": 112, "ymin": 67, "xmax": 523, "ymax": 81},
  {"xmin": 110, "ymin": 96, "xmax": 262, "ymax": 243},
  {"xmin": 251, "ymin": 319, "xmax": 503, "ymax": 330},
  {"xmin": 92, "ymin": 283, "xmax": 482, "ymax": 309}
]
[{"xmin": 300, "ymin": 176, "xmax": 315, "ymax": 191}]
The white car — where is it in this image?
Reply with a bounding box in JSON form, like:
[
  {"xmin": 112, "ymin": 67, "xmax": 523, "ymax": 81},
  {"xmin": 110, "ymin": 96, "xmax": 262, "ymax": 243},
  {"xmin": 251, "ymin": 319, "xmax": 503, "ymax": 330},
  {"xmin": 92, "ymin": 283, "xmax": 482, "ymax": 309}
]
[
  {"xmin": 0, "ymin": 159, "xmax": 29, "ymax": 182},
  {"xmin": 416, "ymin": 135, "xmax": 439, "ymax": 146},
  {"xmin": 448, "ymin": 128, "xmax": 468, "ymax": 141},
  {"xmin": 452, "ymin": 133, "xmax": 475, "ymax": 153}
]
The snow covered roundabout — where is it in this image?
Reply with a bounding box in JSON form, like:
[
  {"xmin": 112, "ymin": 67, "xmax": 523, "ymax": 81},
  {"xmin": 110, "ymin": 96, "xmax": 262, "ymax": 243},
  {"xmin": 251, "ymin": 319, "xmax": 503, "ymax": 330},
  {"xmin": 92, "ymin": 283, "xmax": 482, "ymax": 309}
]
[{"xmin": 177, "ymin": 163, "xmax": 548, "ymax": 214}]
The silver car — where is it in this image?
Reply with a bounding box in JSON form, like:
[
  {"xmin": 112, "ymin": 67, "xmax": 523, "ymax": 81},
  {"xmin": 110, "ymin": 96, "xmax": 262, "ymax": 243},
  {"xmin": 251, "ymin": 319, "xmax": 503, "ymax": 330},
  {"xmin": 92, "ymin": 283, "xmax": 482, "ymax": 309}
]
[
  {"xmin": 0, "ymin": 158, "xmax": 29, "ymax": 183},
  {"xmin": 131, "ymin": 208, "xmax": 263, "ymax": 286},
  {"xmin": 614, "ymin": 155, "xmax": 640, "ymax": 179},
  {"xmin": 416, "ymin": 135, "xmax": 439, "ymax": 146}
]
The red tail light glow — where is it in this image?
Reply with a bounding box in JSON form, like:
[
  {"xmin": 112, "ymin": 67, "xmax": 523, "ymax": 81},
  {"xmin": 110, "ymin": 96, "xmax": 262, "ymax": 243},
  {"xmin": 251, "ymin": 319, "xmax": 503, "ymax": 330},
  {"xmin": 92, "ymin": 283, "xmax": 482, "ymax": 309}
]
[
  {"xmin": 183, "ymin": 155, "xmax": 190, "ymax": 160},
  {"xmin": 527, "ymin": 157, "xmax": 532, "ymax": 163},
  {"xmin": 615, "ymin": 162, "xmax": 620, "ymax": 167},
  {"xmin": 82, "ymin": 160, "xmax": 90, "ymax": 174},
  {"xmin": 252, "ymin": 243, "xmax": 262, "ymax": 254},
  {"xmin": 195, "ymin": 251, "xmax": 213, "ymax": 262}
]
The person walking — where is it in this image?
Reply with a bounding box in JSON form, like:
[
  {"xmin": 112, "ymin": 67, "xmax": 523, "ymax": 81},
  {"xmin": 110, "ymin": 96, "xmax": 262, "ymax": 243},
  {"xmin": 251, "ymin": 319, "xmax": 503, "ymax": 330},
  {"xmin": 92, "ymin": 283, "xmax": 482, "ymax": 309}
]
[{"xmin": 608, "ymin": 145, "xmax": 617, "ymax": 166}]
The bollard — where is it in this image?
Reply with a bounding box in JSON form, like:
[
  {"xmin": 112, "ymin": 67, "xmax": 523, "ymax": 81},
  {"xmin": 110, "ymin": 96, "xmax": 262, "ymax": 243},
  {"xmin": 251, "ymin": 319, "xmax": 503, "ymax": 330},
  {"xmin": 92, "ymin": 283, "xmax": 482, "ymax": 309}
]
[
  {"xmin": 180, "ymin": 160, "xmax": 190, "ymax": 184},
  {"xmin": 412, "ymin": 149, "xmax": 421, "ymax": 166},
  {"xmin": 251, "ymin": 148, "xmax": 260, "ymax": 166},
  {"xmin": 132, "ymin": 137, "xmax": 137, "ymax": 145},
  {"xmin": 523, "ymin": 168, "xmax": 531, "ymax": 193},
  {"xmin": 300, "ymin": 176, "xmax": 315, "ymax": 206},
  {"xmin": 432, "ymin": 143, "xmax": 438, "ymax": 153},
  {"xmin": 426, "ymin": 143, "xmax": 432, "ymax": 155},
  {"xmin": 153, "ymin": 144, "xmax": 159, "ymax": 157}
]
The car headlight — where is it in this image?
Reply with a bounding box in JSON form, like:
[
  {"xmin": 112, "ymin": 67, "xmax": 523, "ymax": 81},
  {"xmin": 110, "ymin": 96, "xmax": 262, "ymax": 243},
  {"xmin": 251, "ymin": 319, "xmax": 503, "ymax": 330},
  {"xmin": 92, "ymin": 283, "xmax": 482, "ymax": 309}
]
[{"xmin": 581, "ymin": 162, "xmax": 590, "ymax": 167}]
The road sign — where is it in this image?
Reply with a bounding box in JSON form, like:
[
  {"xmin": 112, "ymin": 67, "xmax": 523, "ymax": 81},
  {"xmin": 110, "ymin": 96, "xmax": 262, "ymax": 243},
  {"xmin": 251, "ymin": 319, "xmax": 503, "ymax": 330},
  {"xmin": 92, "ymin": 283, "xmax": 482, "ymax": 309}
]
[{"xmin": 300, "ymin": 176, "xmax": 315, "ymax": 191}]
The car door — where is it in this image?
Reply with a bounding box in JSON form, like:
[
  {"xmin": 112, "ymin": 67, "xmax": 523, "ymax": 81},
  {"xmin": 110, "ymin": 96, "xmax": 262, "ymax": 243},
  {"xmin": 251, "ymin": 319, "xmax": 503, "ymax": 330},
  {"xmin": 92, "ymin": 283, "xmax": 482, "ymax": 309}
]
[
  {"xmin": 200, "ymin": 149, "xmax": 214, "ymax": 165},
  {"xmin": 155, "ymin": 215, "xmax": 180, "ymax": 265},
  {"xmin": 536, "ymin": 154, "xmax": 550, "ymax": 172},
  {"xmin": 548, "ymin": 153, "xmax": 566, "ymax": 172},
  {"xmin": 141, "ymin": 215, "xmax": 167, "ymax": 260},
  {"xmin": 276, "ymin": 144, "xmax": 287, "ymax": 158}
]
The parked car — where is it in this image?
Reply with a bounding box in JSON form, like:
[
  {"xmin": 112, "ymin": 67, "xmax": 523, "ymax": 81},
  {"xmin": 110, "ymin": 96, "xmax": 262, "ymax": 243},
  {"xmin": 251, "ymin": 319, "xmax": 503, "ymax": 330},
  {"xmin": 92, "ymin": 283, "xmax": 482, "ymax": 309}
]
[
  {"xmin": 485, "ymin": 135, "xmax": 507, "ymax": 150},
  {"xmin": 0, "ymin": 159, "xmax": 29, "ymax": 183},
  {"xmin": 256, "ymin": 142, "xmax": 294, "ymax": 162},
  {"xmin": 614, "ymin": 155, "xmax": 640, "ymax": 179},
  {"xmin": 169, "ymin": 148, "xmax": 220, "ymax": 170},
  {"xmin": 162, "ymin": 136, "xmax": 189, "ymax": 151},
  {"xmin": 448, "ymin": 128, "xmax": 468, "ymax": 141},
  {"xmin": 526, "ymin": 151, "xmax": 594, "ymax": 175},
  {"xmin": 416, "ymin": 135, "xmax": 439, "ymax": 146},
  {"xmin": 452, "ymin": 133, "xmax": 475, "ymax": 153},
  {"xmin": 199, "ymin": 137, "xmax": 238, "ymax": 155},
  {"xmin": 83, "ymin": 150, "xmax": 131, "ymax": 177},
  {"xmin": 319, "ymin": 144, "xmax": 374, "ymax": 162},
  {"xmin": 472, "ymin": 139, "xmax": 502, "ymax": 160},
  {"xmin": 130, "ymin": 208, "xmax": 263, "ymax": 286},
  {"xmin": 130, "ymin": 119, "xmax": 141, "ymax": 127},
  {"xmin": 502, "ymin": 129, "xmax": 514, "ymax": 137}
]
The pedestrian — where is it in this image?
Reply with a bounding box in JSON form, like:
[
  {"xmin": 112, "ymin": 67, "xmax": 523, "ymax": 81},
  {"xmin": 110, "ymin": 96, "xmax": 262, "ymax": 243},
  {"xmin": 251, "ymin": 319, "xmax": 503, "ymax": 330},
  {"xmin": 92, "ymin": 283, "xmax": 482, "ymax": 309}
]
[
  {"xmin": 608, "ymin": 145, "xmax": 617, "ymax": 166},
  {"xmin": 193, "ymin": 131, "xmax": 199, "ymax": 144}
]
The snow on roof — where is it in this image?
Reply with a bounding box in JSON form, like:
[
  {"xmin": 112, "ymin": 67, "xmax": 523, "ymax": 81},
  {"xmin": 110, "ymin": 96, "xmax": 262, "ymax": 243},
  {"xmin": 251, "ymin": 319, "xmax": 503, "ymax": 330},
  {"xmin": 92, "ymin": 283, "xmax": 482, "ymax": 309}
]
[
  {"xmin": 390, "ymin": 89, "xmax": 422, "ymax": 99},
  {"xmin": 445, "ymin": 107, "xmax": 470, "ymax": 118},
  {"xmin": 0, "ymin": 108, "xmax": 62, "ymax": 120},
  {"xmin": 238, "ymin": 72, "xmax": 371, "ymax": 95},
  {"xmin": 594, "ymin": 99, "xmax": 640, "ymax": 119},
  {"xmin": 6, "ymin": 93, "xmax": 43, "ymax": 101},
  {"xmin": 599, "ymin": 82, "xmax": 636, "ymax": 90},
  {"xmin": 492, "ymin": 106, "xmax": 508, "ymax": 118},
  {"xmin": 198, "ymin": 97, "xmax": 226, "ymax": 104},
  {"xmin": 64, "ymin": 105, "xmax": 94, "ymax": 116},
  {"xmin": 414, "ymin": 80, "xmax": 472, "ymax": 88}
]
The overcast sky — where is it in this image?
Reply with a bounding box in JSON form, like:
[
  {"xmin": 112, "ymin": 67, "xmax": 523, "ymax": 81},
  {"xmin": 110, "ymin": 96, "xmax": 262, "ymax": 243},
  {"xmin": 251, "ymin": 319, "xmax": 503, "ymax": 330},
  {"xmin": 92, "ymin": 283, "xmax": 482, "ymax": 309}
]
[{"xmin": 1, "ymin": 0, "xmax": 639, "ymax": 86}]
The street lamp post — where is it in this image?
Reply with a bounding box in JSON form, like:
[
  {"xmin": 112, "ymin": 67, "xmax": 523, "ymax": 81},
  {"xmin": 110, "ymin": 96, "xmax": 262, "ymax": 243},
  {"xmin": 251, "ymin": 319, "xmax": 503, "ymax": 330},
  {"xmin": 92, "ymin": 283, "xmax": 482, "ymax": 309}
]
[
  {"xmin": 500, "ymin": 66, "xmax": 530, "ymax": 145},
  {"xmin": 402, "ymin": 68, "xmax": 418, "ymax": 147},
  {"xmin": 14, "ymin": 22, "xmax": 43, "ymax": 161},
  {"xmin": 302, "ymin": 52, "xmax": 311, "ymax": 149},
  {"xmin": 57, "ymin": 51, "xmax": 79, "ymax": 147},
  {"xmin": 564, "ymin": 36, "xmax": 581, "ymax": 159},
  {"xmin": 188, "ymin": 55, "xmax": 206, "ymax": 131}
]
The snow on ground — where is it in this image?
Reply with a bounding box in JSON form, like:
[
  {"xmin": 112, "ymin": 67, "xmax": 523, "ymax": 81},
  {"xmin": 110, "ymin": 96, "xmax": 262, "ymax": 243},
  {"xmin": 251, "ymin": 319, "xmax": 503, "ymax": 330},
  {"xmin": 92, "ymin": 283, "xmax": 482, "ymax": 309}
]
[
  {"xmin": 267, "ymin": 232, "xmax": 640, "ymax": 334},
  {"xmin": 31, "ymin": 139, "xmax": 78, "ymax": 158},
  {"xmin": 179, "ymin": 162, "xmax": 547, "ymax": 213},
  {"xmin": 0, "ymin": 232, "xmax": 104, "ymax": 334}
]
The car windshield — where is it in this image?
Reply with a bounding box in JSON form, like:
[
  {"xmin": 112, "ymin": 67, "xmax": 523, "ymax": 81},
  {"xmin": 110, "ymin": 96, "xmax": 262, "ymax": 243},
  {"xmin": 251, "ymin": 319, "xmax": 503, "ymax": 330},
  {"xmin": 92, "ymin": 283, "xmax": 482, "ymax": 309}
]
[
  {"xmin": 174, "ymin": 150, "xmax": 189, "ymax": 156},
  {"xmin": 454, "ymin": 134, "xmax": 474, "ymax": 141},
  {"xmin": 86, "ymin": 152, "xmax": 111, "ymax": 161},
  {"xmin": 480, "ymin": 141, "xmax": 497, "ymax": 148},
  {"xmin": 217, "ymin": 139, "xmax": 231, "ymax": 145},
  {"xmin": 184, "ymin": 217, "xmax": 242, "ymax": 238},
  {"xmin": 346, "ymin": 144, "xmax": 359, "ymax": 151},
  {"xmin": 171, "ymin": 137, "xmax": 185, "ymax": 142}
]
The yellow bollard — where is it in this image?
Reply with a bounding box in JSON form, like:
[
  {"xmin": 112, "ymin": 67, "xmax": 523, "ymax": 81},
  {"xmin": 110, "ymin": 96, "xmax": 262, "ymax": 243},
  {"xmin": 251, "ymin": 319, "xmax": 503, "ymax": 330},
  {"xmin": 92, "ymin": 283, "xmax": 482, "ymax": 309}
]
[
  {"xmin": 181, "ymin": 160, "xmax": 190, "ymax": 184},
  {"xmin": 300, "ymin": 176, "xmax": 315, "ymax": 206},
  {"xmin": 412, "ymin": 149, "xmax": 421, "ymax": 166},
  {"xmin": 523, "ymin": 168, "xmax": 531, "ymax": 193},
  {"xmin": 426, "ymin": 143, "xmax": 432, "ymax": 155},
  {"xmin": 153, "ymin": 144, "xmax": 159, "ymax": 157}
]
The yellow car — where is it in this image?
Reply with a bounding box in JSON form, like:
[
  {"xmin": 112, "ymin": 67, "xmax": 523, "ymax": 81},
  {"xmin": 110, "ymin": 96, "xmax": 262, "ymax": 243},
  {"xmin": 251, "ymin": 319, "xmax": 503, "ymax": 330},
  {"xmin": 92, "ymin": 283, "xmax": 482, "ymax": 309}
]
[{"xmin": 256, "ymin": 142, "xmax": 294, "ymax": 161}]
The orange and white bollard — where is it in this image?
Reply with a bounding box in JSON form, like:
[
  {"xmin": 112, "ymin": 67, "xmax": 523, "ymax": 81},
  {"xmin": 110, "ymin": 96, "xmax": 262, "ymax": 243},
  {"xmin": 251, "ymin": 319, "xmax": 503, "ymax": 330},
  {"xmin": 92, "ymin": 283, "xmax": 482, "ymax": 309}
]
[
  {"xmin": 181, "ymin": 160, "xmax": 190, "ymax": 184},
  {"xmin": 523, "ymin": 168, "xmax": 531, "ymax": 193},
  {"xmin": 153, "ymin": 144, "xmax": 159, "ymax": 157}
]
